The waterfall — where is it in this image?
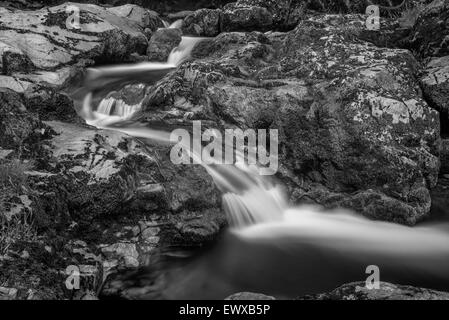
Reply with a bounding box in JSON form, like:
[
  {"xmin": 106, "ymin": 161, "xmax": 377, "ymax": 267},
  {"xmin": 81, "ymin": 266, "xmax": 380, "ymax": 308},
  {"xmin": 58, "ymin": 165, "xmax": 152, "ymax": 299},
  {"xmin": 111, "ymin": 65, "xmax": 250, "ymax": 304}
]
[
  {"xmin": 97, "ymin": 97, "xmax": 115, "ymax": 115},
  {"xmin": 168, "ymin": 19, "xmax": 183, "ymax": 29},
  {"xmin": 167, "ymin": 36, "xmax": 206, "ymax": 66},
  {"xmin": 81, "ymin": 36, "xmax": 205, "ymax": 126}
]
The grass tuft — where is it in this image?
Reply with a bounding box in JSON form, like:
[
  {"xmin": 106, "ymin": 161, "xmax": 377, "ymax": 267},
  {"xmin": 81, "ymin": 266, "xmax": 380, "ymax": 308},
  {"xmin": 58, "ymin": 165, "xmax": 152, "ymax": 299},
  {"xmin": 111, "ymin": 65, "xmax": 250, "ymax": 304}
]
[{"xmin": 0, "ymin": 159, "xmax": 36, "ymax": 256}]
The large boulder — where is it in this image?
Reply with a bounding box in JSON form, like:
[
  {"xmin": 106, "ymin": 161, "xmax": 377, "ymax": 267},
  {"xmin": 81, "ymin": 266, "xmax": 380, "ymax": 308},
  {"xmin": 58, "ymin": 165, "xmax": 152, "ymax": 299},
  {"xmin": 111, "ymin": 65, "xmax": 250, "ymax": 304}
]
[
  {"xmin": 181, "ymin": 0, "xmax": 307, "ymax": 36},
  {"xmin": 29, "ymin": 121, "xmax": 224, "ymax": 229},
  {"xmin": 299, "ymin": 281, "xmax": 449, "ymax": 300},
  {"xmin": 223, "ymin": 0, "xmax": 307, "ymax": 31},
  {"xmin": 0, "ymin": 2, "xmax": 149, "ymax": 91},
  {"xmin": 273, "ymin": 15, "xmax": 440, "ymax": 225}
]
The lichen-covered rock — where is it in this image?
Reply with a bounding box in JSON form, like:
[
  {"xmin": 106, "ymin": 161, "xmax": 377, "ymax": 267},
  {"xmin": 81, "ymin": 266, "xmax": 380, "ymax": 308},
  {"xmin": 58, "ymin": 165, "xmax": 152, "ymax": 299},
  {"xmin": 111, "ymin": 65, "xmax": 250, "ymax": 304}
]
[
  {"xmin": 0, "ymin": 88, "xmax": 49, "ymax": 150},
  {"xmin": 24, "ymin": 87, "xmax": 82, "ymax": 123},
  {"xmin": 182, "ymin": 9, "xmax": 222, "ymax": 37},
  {"xmin": 221, "ymin": 4, "xmax": 273, "ymax": 32},
  {"xmin": 147, "ymin": 28, "xmax": 182, "ymax": 61},
  {"xmin": 273, "ymin": 16, "xmax": 440, "ymax": 225},
  {"xmin": 410, "ymin": 0, "xmax": 449, "ymax": 58},
  {"xmin": 299, "ymin": 281, "xmax": 449, "ymax": 300},
  {"xmin": 0, "ymin": 86, "xmax": 80, "ymax": 147},
  {"xmin": 181, "ymin": 0, "xmax": 306, "ymax": 36},
  {"xmin": 0, "ymin": 3, "xmax": 148, "ymax": 69},
  {"xmin": 30, "ymin": 120, "xmax": 222, "ymax": 223},
  {"xmin": 421, "ymin": 56, "xmax": 449, "ymax": 116}
]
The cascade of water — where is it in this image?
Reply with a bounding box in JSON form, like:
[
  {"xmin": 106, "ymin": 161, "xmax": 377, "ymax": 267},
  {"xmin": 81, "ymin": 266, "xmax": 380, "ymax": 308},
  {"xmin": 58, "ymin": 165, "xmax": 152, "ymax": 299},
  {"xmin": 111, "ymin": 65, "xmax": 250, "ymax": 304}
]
[
  {"xmin": 114, "ymin": 99, "xmax": 142, "ymax": 118},
  {"xmin": 168, "ymin": 19, "xmax": 183, "ymax": 29},
  {"xmin": 167, "ymin": 36, "xmax": 206, "ymax": 66},
  {"xmin": 97, "ymin": 97, "xmax": 115, "ymax": 115}
]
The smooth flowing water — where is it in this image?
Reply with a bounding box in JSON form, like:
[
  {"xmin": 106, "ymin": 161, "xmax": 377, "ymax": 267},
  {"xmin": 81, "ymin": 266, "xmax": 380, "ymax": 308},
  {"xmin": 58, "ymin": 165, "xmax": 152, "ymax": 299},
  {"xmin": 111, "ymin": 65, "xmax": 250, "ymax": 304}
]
[{"xmin": 75, "ymin": 36, "xmax": 449, "ymax": 299}]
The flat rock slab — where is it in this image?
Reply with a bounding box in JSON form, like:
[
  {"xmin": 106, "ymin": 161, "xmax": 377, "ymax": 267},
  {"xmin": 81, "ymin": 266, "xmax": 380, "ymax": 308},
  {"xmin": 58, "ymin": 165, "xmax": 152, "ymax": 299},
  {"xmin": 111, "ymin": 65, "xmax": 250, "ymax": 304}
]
[{"xmin": 0, "ymin": 2, "xmax": 149, "ymax": 89}]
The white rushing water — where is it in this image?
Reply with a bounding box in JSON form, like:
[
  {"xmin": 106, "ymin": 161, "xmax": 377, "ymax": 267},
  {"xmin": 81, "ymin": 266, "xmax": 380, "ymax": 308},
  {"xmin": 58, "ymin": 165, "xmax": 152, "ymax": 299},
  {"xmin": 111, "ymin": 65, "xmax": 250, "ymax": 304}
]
[{"xmin": 78, "ymin": 35, "xmax": 449, "ymax": 298}]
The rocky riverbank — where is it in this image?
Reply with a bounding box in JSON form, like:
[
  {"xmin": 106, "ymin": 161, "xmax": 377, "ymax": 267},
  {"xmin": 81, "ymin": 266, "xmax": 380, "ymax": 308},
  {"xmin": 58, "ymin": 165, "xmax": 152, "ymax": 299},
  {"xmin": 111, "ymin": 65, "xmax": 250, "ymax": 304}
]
[{"xmin": 1, "ymin": 0, "xmax": 449, "ymax": 300}]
